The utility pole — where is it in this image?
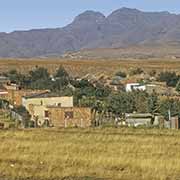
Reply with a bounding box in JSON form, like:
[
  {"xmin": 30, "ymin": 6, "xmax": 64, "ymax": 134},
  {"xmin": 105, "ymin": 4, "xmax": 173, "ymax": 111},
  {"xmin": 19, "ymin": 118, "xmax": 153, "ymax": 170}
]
[{"xmin": 168, "ymin": 109, "xmax": 171, "ymax": 121}]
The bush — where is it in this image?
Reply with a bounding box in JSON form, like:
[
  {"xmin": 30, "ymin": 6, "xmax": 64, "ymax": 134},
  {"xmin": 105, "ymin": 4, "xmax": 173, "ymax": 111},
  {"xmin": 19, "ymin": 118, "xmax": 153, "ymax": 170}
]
[
  {"xmin": 176, "ymin": 81, "xmax": 180, "ymax": 92},
  {"xmin": 159, "ymin": 98, "xmax": 180, "ymax": 120},
  {"xmin": 129, "ymin": 68, "xmax": 144, "ymax": 76},
  {"xmin": 29, "ymin": 121, "xmax": 35, "ymax": 128},
  {"xmin": 115, "ymin": 71, "xmax": 127, "ymax": 78},
  {"xmin": 14, "ymin": 106, "xmax": 31, "ymax": 128},
  {"xmin": 149, "ymin": 70, "xmax": 157, "ymax": 77},
  {"xmin": 158, "ymin": 71, "xmax": 179, "ymax": 87}
]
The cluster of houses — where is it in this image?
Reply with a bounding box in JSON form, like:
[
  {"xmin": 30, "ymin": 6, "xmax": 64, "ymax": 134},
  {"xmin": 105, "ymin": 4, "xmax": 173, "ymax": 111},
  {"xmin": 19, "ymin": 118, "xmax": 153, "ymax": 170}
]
[
  {"xmin": 0, "ymin": 81, "xmax": 92, "ymax": 128},
  {"xmin": 23, "ymin": 92, "xmax": 91, "ymax": 128},
  {"xmin": 0, "ymin": 73, "xmax": 179, "ymax": 129},
  {"xmin": 82, "ymin": 73, "xmax": 178, "ymax": 96}
]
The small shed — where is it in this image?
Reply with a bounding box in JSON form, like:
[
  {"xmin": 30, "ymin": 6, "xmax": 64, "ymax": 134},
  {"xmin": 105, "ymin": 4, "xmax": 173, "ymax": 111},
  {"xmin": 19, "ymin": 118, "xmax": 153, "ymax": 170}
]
[{"xmin": 125, "ymin": 113, "xmax": 153, "ymax": 127}]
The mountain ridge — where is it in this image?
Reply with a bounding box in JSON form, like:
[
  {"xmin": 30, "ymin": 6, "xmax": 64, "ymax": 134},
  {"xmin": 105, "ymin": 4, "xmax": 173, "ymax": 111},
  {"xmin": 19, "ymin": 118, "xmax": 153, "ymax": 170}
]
[{"xmin": 1, "ymin": 8, "xmax": 180, "ymax": 58}]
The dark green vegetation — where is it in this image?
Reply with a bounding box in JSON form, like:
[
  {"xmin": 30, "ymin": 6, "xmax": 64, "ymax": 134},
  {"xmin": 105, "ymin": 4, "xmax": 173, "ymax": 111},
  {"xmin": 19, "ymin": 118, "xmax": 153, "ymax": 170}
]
[
  {"xmin": 6, "ymin": 66, "xmax": 70, "ymax": 91},
  {"xmin": 158, "ymin": 71, "xmax": 180, "ymax": 87},
  {"xmin": 115, "ymin": 71, "xmax": 127, "ymax": 78}
]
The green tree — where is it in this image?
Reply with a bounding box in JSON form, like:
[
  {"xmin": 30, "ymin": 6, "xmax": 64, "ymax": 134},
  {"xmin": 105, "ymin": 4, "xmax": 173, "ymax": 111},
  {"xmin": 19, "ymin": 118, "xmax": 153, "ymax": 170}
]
[
  {"xmin": 51, "ymin": 78, "xmax": 69, "ymax": 91},
  {"xmin": 55, "ymin": 66, "xmax": 69, "ymax": 78},
  {"xmin": 51, "ymin": 66, "xmax": 70, "ymax": 91},
  {"xmin": 91, "ymin": 100, "xmax": 108, "ymax": 126},
  {"xmin": 148, "ymin": 92, "xmax": 159, "ymax": 113},
  {"xmin": 159, "ymin": 98, "xmax": 180, "ymax": 120},
  {"xmin": 8, "ymin": 69, "xmax": 25, "ymax": 84},
  {"xmin": 133, "ymin": 91, "xmax": 149, "ymax": 113},
  {"xmin": 72, "ymin": 79, "xmax": 93, "ymax": 89},
  {"xmin": 95, "ymin": 85, "xmax": 111, "ymax": 99},
  {"xmin": 176, "ymin": 80, "xmax": 180, "ymax": 92},
  {"xmin": 72, "ymin": 79, "xmax": 96, "ymax": 101},
  {"xmin": 30, "ymin": 79, "xmax": 52, "ymax": 90},
  {"xmin": 29, "ymin": 67, "xmax": 50, "ymax": 82},
  {"xmin": 107, "ymin": 92, "xmax": 135, "ymax": 116},
  {"xmin": 158, "ymin": 71, "xmax": 179, "ymax": 87},
  {"xmin": 28, "ymin": 67, "xmax": 51, "ymax": 90}
]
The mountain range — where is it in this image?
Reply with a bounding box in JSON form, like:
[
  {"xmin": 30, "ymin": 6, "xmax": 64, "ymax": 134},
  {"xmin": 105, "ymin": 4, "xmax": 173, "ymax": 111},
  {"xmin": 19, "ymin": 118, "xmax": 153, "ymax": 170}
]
[{"xmin": 1, "ymin": 8, "xmax": 180, "ymax": 58}]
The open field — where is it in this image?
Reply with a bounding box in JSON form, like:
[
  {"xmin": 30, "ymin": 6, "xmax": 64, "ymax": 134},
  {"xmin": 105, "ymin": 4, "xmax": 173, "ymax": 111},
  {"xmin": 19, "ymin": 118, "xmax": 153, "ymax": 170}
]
[
  {"xmin": 1, "ymin": 58, "xmax": 180, "ymax": 77},
  {"xmin": 1, "ymin": 128, "xmax": 180, "ymax": 180}
]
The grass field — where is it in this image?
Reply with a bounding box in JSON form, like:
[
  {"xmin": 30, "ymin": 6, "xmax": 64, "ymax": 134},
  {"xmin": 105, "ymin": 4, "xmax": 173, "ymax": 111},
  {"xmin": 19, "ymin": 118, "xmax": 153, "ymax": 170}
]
[
  {"xmin": 1, "ymin": 58, "xmax": 180, "ymax": 77},
  {"xmin": 0, "ymin": 128, "xmax": 180, "ymax": 180}
]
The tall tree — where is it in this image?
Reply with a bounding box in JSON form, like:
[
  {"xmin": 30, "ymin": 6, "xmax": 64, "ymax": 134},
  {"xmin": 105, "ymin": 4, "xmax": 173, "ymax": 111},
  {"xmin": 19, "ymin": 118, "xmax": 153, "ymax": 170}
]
[{"xmin": 55, "ymin": 66, "xmax": 69, "ymax": 78}]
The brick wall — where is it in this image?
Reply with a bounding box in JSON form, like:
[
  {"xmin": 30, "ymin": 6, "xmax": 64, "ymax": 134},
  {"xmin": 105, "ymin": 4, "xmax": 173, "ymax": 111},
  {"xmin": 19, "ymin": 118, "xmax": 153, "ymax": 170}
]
[{"xmin": 48, "ymin": 107, "xmax": 92, "ymax": 128}]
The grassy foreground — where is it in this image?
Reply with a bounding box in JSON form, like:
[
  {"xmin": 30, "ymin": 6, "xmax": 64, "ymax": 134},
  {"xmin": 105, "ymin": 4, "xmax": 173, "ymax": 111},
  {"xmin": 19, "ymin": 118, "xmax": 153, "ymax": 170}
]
[{"xmin": 0, "ymin": 128, "xmax": 180, "ymax": 180}]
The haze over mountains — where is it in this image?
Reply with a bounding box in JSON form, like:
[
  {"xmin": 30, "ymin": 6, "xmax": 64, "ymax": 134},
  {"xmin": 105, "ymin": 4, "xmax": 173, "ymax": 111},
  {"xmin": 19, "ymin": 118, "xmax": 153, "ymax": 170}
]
[{"xmin": 1, "ymin": 7, "xmax": 180, "ymax": 58}]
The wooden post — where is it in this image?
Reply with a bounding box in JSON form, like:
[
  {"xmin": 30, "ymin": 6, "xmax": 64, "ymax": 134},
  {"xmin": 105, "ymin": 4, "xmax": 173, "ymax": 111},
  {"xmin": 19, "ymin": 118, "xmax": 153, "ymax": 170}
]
[
  {"xmin": 65, "ymin": 118, "xmax": 67, "ymax": 128},
  {"xmin": 81, "ymin": 118, "xmax": 83, "ymax": 128}
]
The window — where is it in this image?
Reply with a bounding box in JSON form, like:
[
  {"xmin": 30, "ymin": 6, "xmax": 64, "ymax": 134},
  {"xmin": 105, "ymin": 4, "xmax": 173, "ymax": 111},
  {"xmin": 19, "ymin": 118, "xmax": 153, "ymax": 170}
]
[
  {"xmin": 65, "ymin": 111, "xmax": 73, "ymax": 119},
  {"xmin": 44, "ymin": 111, "xmax": 49, "ymax": 118}
]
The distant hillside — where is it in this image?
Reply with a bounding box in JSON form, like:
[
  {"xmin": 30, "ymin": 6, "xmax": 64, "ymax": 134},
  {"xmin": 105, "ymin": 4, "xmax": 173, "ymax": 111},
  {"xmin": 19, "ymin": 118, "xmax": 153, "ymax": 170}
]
[
  {"xmin": 1, "ymin": 8, "xmax": 180, "ymax": 58},
  {"xmin": 63, "ymin": 43, "xmax": 180, "ymax": 60}
]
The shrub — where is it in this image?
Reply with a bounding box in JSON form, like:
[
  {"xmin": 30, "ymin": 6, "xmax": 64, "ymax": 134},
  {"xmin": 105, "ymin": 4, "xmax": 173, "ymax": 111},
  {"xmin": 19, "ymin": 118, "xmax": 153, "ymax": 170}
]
[
  {"xmin": 176, "ymin": 80, "xmax": 180, "ymax": 92},
  {"xmin": 14, "ymin": 106, "xmax": 31, "ymax": 128},
  {"xmin": 159, "ymin": 98, "xmax": 180, "ymax": 120},
  {"xmin": 149, "ymin": 70, "xmax": 157, "ymax": 77},
  {"xmin": 158, "ymin": 71, "xmax": 179, "ymax": 87},
  {"xmin": 129, "ymin": 68, "xmax": 144, "ymax": 76},
  {"xmin": 115, "ymin": 71, "xmax": 127, "ymax": 78}
]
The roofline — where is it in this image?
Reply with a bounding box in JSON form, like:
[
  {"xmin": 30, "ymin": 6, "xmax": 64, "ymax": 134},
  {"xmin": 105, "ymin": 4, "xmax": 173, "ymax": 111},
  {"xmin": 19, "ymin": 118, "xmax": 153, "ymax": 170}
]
[
  {"xmin": 47, "ymin": 106, "xmax": 90, "ymax": 109},
  {"xmin": 23, "ymin": 95, "xmax": 73, "ymax": 99}
]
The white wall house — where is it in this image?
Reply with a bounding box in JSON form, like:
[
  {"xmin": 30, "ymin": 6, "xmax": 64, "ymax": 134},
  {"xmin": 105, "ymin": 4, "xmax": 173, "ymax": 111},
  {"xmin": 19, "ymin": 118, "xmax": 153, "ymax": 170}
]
[{"xmin": 125, "ymin": 83, "xmax": 146, "ymax": 92}]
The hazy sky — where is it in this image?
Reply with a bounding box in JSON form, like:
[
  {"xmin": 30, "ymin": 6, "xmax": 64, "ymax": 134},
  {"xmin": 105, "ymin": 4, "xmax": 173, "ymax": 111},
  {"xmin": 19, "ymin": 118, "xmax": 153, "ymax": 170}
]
[{"xmin": 1, "ymin": 0, "xmax": 180, "ymax": 32}]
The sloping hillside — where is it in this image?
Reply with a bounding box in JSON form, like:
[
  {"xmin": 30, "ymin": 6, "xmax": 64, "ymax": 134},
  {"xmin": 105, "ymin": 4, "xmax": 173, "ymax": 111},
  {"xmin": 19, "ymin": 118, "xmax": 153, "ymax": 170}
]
[
  {"xmin": 63, "ymin": 43, "xmax": 180, "ymax": 60},
  {"xmin": 1, "ymin": 8, "xmax": 180, "ymax": 58}
]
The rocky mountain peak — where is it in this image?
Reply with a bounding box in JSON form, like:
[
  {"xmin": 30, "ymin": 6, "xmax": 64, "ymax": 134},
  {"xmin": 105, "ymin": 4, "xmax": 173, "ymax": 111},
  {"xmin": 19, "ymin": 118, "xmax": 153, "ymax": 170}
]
[{"xmin": 73, "ymin": 10, "xmax": 105, "ymax": 24}]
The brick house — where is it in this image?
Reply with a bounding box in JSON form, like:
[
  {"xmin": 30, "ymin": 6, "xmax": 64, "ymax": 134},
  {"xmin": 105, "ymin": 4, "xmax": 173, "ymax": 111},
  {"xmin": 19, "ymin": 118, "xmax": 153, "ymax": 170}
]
[{"xmin": 47, "ymin": 107, "xmax": 92, "ymax": 128}]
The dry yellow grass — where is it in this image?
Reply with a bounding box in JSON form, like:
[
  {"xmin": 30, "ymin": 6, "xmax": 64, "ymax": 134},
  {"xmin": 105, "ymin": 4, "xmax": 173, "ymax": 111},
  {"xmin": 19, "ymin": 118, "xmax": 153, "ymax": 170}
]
[
  {"xmin": 0, "ymin": 58, "xmax": 180, "ymax": 77},
  {"xmin": 0, "ymin": 128, "xmax": 180, "ymax": 180}
]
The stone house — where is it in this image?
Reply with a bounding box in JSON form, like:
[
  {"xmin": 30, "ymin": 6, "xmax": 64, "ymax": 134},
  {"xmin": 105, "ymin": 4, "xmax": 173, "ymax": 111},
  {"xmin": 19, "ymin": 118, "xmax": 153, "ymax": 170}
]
[
  {"xmin": 23, "ymin": 93, "xmax": 74, "ymax": 125},
  {"xmin": 28, "ymin": 105, "xmax": 92, "ymax": 127},
  {"xmin": 47, "ymin": 107, "xmax": 92, "ymax": 128}
]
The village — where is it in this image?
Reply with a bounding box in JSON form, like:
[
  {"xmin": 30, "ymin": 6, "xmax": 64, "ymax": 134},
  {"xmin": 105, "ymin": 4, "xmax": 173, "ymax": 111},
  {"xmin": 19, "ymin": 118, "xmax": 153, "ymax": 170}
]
[{"xmin": 0, "ymin": 65, "xmax": 179, "ymax": 130}]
